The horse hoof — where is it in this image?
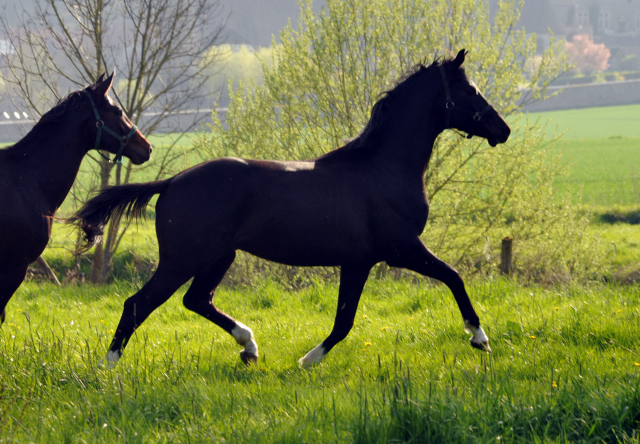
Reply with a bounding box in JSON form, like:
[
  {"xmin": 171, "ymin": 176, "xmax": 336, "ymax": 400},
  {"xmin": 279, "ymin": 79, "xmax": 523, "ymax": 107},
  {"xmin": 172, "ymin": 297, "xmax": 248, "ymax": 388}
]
[
  {"xmin": 470, "ymin": 338, "xmax": 491, "ymax": 353},
  {"xmin": 240, "ymin": 350, "xmax": 258, "ymax": 365},
  {"xmin": 298, "ymin": 344, "xmax": 326, "ymax": 368}
]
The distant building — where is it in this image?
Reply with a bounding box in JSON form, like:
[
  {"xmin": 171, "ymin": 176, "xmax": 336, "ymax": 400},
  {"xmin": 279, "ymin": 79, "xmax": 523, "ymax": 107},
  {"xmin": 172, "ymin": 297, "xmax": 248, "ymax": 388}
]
[
  {"xmin": 488, "ymin": 0, "xmax": 640, "ymax": 39},
  {"xmin": 553, "ymin": 0, "xmax": 640, "ymax": 38}
]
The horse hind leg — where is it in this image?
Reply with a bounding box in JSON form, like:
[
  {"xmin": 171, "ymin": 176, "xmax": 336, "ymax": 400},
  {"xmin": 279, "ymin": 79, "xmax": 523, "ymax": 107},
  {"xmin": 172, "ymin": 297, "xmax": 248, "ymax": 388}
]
[
  {"xmin": 182, "ymin": 252, "xmax": 259, "ymax": 364},
  {"xmin": 100, "ymin": 263, "xmax": 192, "ymax": 368},
  {"xmin": 0, "ymin": 265, "xmax": 28, "ymax": 326}
]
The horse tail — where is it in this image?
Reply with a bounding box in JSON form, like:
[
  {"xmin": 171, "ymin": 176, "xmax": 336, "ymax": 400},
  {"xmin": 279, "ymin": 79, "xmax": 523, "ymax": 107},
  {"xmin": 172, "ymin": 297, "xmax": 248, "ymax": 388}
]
[{"xmin": 69, "ymin": 179, "xmax": 172, "ymax": 252}]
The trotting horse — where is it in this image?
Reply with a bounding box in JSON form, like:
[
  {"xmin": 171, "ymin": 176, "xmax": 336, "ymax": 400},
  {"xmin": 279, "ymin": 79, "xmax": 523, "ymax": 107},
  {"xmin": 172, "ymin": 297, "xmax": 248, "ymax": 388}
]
[
  {"xmin": 73, "ymin": 50, "xmax": 510, "ymax": 368},
  {"xmin": 0, "ymin": 73, "xmax": 152, "ymax": 325}
]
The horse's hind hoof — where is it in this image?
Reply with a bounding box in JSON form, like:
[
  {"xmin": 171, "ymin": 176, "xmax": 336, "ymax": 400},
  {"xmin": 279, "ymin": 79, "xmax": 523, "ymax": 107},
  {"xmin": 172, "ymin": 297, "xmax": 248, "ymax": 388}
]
[
  {"xmin": 465, "ymin": 320, "xmax": 491, "ymax": 353},
  {"xmin": 471, "ymin": 339, "xmax": 492, "ymax": 353},
  {"xmin": 240, "ymin": 350, "xmax": 258, "ymax": 365}
]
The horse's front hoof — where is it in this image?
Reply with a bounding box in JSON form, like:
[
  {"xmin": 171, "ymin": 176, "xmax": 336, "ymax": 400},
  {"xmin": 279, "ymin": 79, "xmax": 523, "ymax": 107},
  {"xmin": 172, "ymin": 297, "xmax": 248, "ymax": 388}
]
[
  {"xmin": 298, "ymin": 344, "xmax": 326, "ymax": 368},
  {"xmin": 240, "ymin": 350, "xmax": 258, "ymax": 365}
]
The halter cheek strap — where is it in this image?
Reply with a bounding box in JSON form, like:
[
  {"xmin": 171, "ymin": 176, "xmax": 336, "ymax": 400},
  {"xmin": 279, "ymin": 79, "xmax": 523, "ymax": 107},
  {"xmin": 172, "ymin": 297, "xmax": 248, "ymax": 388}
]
[
  {"xmin": 438, "ymin": 64, "xmax": 493, "ymax": 131},
  {"xmin": 83, "ymin": 90, "xmax": 138, "ymax": 165},
  {"xmin": 438, "ymin": 64, "xmax": 455, "ymax": 128}
]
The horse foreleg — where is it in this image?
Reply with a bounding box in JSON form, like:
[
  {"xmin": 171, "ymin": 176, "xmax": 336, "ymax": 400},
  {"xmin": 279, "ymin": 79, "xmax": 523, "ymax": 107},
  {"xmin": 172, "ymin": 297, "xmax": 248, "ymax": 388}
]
[
  {"xmin": 299, "ymin": 264, "xmax": 372, "ymax": 368},
  {"xmin": 388, "ymin": 239, "xmax": 490, "ymax": 352},
  {"xmin": 0, "ymin": 266, "xmax": 28, "ymax": 326},
  {"xmin": 182, "ymin": 252, "xmax": 259, "ymax": 365},
  {"xmin": 100, "ymin": 264, "xmax": 191, "ymax": 368}
]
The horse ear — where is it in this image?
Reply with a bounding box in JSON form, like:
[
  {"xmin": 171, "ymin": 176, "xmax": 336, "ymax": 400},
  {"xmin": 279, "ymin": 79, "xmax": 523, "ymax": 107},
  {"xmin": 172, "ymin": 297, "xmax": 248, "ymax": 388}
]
[
  {"xmin": 94, "ymin": 71, "xmax": 115, "ymax": 98},
  {"xmin": 453, "ymin": 49, "xmax": 467, "ymax": 69}
]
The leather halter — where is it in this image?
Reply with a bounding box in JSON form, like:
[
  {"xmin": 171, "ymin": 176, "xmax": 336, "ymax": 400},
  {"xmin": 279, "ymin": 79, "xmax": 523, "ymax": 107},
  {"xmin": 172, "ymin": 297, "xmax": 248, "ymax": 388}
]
[
  {"xmin": 438, "ymin": 64, "xmax": 493, "ymax": 130},
  {"xmin": 83, "ymin": 90, "xmax": 138, "ymax": 165}
]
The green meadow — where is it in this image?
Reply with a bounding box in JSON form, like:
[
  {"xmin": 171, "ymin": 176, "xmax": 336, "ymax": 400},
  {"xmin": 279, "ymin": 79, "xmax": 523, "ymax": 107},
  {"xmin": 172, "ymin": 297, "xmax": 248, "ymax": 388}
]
[
  {"xmin": 4, "ymin": 105, "xmax": 640, "ymax": 441},
  {"xmin": 3, "ymin": 279, "xmax": 640, "ymax": 442}
]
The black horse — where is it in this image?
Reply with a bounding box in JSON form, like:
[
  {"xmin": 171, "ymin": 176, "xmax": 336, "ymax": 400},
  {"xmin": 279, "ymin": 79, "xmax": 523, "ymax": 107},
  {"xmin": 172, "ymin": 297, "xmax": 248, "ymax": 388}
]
[
  {"xmin": 0, "ymin": 74, "xmax": 152, "ymax": 325},
  {"xmin": 73, "ymin": 50, "xmax": 510, "ymax": 368}
]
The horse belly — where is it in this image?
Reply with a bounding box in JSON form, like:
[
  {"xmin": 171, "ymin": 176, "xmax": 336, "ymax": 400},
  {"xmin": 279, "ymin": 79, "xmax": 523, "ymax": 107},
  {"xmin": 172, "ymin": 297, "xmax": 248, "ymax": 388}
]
[
  {"xmin": 0, "ymin": 216, "xmax": 49, "ymax": 268},
  {"xmin": 236, "ymin": 204, "xmax": 374, "ymax": 266}
]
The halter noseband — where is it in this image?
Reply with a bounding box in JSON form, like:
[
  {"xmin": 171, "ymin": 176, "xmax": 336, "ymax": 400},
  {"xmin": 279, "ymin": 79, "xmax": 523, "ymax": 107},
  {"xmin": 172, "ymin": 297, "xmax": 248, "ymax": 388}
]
[
  {"xmin": 438, "ymin": 64, "xmax": 493, "ymax": 132},
  {"xmin": 83, "ymin": 89, "xmax": 138, "ymax": 165}
]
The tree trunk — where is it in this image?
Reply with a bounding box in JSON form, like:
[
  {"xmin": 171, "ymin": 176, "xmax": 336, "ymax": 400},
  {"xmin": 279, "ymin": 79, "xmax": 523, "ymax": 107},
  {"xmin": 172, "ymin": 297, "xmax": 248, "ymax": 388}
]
[
  {"xmin": 89, "ymin": 158, "xmax": 113, "ymax": 283},
  {"xmin": 35, "ymin": 256, "xmax": 61, "ymax": 286}
]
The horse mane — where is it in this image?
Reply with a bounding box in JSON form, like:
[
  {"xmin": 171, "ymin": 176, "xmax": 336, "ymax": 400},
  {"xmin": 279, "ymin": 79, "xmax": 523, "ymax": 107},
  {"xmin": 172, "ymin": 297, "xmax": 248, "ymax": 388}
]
[
  {"xmin": 34, "ymin": 90, "xmax": 87, "ymax": 128},
  {"xmin": 0, "ymin": 89, "xmax": 89, "ymax": 155},
  {"xmin": 345, "ymin": 56, "xmax": 468, "ymax": 151}
]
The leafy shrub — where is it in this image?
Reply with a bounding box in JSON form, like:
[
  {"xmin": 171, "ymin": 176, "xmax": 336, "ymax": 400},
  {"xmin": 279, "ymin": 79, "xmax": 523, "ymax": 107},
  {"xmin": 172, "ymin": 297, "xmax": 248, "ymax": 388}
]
[{"xmin": 197, "ymin": 0, "xmax": 602, "ymax": 283}]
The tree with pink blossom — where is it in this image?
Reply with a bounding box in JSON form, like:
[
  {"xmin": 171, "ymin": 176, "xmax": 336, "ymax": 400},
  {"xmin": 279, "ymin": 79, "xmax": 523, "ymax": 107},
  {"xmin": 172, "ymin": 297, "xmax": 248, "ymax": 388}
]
[{"xmin": 565, "ymin": 34, "xmax": 611, "ymax": 73}]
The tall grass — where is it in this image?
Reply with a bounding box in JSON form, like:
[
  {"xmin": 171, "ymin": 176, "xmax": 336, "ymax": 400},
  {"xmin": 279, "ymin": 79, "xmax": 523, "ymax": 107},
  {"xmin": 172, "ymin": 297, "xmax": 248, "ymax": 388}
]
[{"xmin": 2, "ymin": 279, "xmax": 640, "ymax": 442}]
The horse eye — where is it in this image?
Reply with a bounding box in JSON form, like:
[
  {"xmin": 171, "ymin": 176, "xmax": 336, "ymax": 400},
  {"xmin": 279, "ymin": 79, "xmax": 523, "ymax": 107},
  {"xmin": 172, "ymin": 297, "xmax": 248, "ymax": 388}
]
[{"xmin": 116, "ymin": 109, "xmax": 123, "ymax": 117}]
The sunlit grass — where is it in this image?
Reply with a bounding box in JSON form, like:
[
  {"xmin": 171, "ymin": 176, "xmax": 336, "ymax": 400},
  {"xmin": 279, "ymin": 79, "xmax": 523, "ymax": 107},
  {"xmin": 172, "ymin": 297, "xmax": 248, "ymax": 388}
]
[
  {"xmin": 2, "ymin": 279, "xmax": 640, "ymax": 442},
  {"xmin": 525, "ymin": 103, "xmax": 640, "ymax": 139}
]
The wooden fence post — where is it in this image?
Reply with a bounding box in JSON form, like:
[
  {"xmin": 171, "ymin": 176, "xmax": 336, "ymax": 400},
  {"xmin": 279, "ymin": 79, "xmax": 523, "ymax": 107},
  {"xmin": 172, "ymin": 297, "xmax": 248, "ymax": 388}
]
[{"xmin": 500, "ymin": 237, "xmax": 513, "ymax": 275}]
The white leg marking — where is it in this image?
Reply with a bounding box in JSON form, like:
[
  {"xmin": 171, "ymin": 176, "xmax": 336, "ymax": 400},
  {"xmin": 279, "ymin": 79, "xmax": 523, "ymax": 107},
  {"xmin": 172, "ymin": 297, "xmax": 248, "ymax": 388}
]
[
  {"xmin": 231, "ymin": 322, "xmax": 258, "ymax": 357},
  {"xmin": 98, "ymin": 350, "xmax": 121, "ymax": 369},
  {"xmin": 298, "ymin": 344, "xmax": 326, "ymax": 368},
  {"xmin": 464, "ymin": 320, "xmax": 491, "ymax": 352}
]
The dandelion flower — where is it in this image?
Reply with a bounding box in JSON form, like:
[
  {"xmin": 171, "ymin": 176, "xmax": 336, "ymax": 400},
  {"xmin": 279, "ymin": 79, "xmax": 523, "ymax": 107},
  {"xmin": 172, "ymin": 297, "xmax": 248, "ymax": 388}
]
[
  {"xmin": 530, "ymin": 335, "xmax": 536, "ymax": 339},
  {"xmin": 364, "ymin": 342, "xmax": 372, "ymax": 347},
  {"xmin": 362, "ymin": 315, "xmax": 368, "ymax": 319},
  {"xmin": 554, "ymin": 307, "xmax": 559, "ymax": 310},
  {"xmin": 381, "ymin": 326, "xmax": 389, "ymax": 331},
  {"xmin": 634, "ymin": 363, "xmax": 640, "ymax": 367},
  {"xmin": 552, "ymin": 381, "xmax": 558, "ymax": 388}
]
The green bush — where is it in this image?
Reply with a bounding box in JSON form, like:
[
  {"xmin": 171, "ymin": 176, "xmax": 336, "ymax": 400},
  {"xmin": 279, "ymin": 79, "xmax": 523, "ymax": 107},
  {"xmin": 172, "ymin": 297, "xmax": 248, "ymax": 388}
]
[{"xmin": 195, "ymin": 0, "xmax": 600, "ymax": 283}]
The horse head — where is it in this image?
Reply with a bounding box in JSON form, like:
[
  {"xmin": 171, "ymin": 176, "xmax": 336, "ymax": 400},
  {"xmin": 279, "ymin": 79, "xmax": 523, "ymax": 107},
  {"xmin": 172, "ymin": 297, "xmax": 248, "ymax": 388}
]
[
  {"xmin": 439, "ymin": 49, "xmax": 510, "ymax": 147},
  {"xmin": 84, "ymin": 73, "xmax": 152, "ymax": 165}
]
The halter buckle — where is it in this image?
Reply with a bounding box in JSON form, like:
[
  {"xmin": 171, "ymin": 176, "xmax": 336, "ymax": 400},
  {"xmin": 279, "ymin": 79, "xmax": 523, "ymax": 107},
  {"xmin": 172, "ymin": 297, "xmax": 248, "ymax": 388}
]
[
  {"xmin": 446, "ymin": 101, "xmax": 455, "ymax": 110},
  {"xmin": 96, "ymin": 120, "xmax": 104, "ymax": 128}
]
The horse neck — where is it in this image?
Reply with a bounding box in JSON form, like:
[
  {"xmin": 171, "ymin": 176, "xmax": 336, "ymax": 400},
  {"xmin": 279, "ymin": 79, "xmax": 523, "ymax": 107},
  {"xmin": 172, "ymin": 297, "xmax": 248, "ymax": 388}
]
[
  {"xmin": 375, "ymin": 77, "xmax": 444, "ymax": 176},
  {"xmin": 9, "ymin": 118, "xmax": 90, "ymax": 213}
]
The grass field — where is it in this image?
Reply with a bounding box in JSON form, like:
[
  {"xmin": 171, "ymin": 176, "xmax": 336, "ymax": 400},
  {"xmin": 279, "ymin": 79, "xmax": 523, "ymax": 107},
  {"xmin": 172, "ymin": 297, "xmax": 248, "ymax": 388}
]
[
  {"xmin": 528, "ymin": 103, "xmax": 640, "ymax": 140},
  {"xmin": 2, "ymin": 279, "xmax": 640, "ymax": 442},
  {"xmin": 4, "ymin": 105, "xmax": 640, "ymax": 442},
  {"xmin": 551, "ymin": 137, "xmax": 640, "ymax": 206}
]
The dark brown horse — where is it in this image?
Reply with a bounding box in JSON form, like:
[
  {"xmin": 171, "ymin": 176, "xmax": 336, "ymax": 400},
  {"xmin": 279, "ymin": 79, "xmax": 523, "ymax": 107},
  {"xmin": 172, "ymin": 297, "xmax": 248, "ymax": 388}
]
[
  {"xmin": 0, "ymin": 74, "xmax": 152, "ymax": 325},
  {"xmin": 73, "ymin": 50, "xmax": 510, "ymax": 368}
]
